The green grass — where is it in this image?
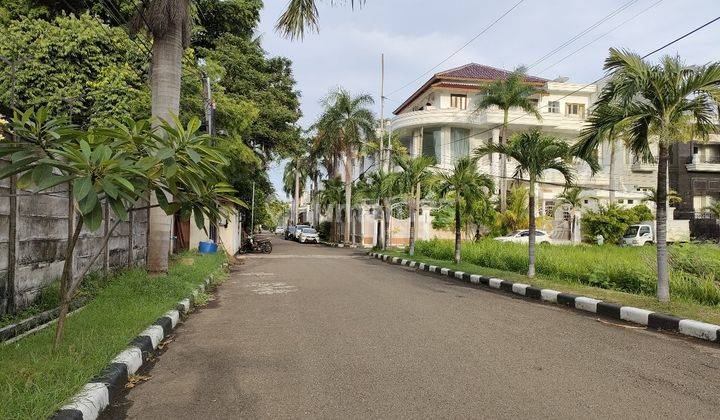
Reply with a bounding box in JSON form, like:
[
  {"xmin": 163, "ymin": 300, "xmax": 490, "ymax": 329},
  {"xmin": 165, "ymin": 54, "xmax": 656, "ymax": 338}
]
[
  {"xmin": 380, "ymin": 240, "xmax": 720, "ymax": 325},
  {"xmin": 0, "ymin": 252, "xmax": 226, "ymax": 420}
]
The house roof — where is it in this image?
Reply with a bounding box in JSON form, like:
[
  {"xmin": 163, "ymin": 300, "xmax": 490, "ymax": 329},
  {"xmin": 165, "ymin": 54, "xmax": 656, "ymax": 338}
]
[{"xmin": 392, "ymin": 63, "xmax": 548, "ymax": 115}]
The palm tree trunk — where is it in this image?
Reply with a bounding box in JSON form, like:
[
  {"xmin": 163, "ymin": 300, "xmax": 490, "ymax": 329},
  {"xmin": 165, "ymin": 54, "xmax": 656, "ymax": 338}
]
[
  {"xmin": 147, "ymin": 18, "xmax": 184, "ymax": 274},
  {"xmin": 409, "ymin": 185, "xmax": 417, "ymax": 256},
  {"xmin": 382, "ymin": 200, "xmax": 390, "ymax": 250},
  {"xmin": 656, "ymin": 141, "xmax": 670, "ymax": 302},
  {"xmin": 608, "ymin": 138, "xmax": 616, "ymax": 204},
  {"xmin": 294, "ymin": 169, "xmax": 300, "ymax": 225},
  {"xmin": 332, "ymin": 205, "xmax": 337, "ymax": 243},
  {"xmin": 528, "ymin": 175, "xmax": 537, "ymax": 278},
  {"xmin": 454, "ymin": 196, "xmax": 461, "ymax": 264},
  {"xmin": 499, "ymin": 111, "xmax": 509, "ymax": 213},
  {"xmin": 343, "ymin": 152, "xmax": 352, "ymax": 244}
]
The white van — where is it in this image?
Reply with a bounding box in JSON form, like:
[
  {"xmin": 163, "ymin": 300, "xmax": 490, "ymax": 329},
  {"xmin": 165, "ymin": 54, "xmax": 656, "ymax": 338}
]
[{"xmin": 620, "ymin": 224, "xmax": 654, "ymax": 246}]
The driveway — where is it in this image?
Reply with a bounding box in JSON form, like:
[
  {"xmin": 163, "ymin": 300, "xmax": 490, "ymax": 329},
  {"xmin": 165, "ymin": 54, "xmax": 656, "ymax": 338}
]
[{"xmin": 103, "ymin": 238, "xmax": 720, "ymax": 419}]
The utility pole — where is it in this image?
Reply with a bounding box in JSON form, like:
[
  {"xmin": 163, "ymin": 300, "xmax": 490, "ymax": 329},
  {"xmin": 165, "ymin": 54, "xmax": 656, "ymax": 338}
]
[
  {"xmin": 250, "ymin": 181, "xmax": 255, "ymax": 234},
  {"xmin": 379, "ymin": 53, "xmax": 386, "ymax": 172},
  {"xmin": 203, "ymin": 72, "xmax": 218, "ymax": 242}
]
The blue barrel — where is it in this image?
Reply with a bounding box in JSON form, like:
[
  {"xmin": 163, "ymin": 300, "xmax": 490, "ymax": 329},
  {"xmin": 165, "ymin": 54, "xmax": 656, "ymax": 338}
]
[{"xmin": 198, "ymin": 241, "xmax": 218, "ymax": 254}]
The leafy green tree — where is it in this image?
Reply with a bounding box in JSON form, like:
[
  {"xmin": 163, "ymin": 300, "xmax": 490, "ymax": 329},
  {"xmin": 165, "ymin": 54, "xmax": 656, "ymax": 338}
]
[
  {"xmin": 494, "ymin": 186, "xmax": 529, "ymax": 235},
  {"xmin": 0, "ymin": 13, "xmax": 149, "ymax": 124},
  {"xmin": 319, "ymin": 176, "xmax": 344, "ymax": 243},
  {"xmin": 575, "ymin": 48, "xmax": 720, "ymax": 302},
  {"xmin": 436, "ymin": 157, "xmax": 494, "ymax": 263},
  {"xmin": 395, "ymin": 155, "xmax": 435, "ymax": 256},
  {"xmin": 703, "ymin": 199, "xmax": 720, "ymax": 218},
  {"xmin": 582, "ymin": 204, "xmax": 654, "ymax": 244},
  {"xmin": 283, "ymin": 154, "xmax": 308, "ymax": 225},
  {"xmin": 0, "ymin": 108, "xmax": 241, "ymax": 348},
  {"xmin": 475, "ymin": 67, "xmax": 542, "ymax": 213},
  {"xmin": 557, "ymin": 187, "xmax": 594, "ymax": 244},
  {"xmin": 315, "ymin": 88, "xmax": 376, "ymax": 244},
  {"xmin": 363, "ymin": 170, "xmax": 398, "ymax": 249},
  {"xmin": 476, "ymin": 130, "xmax": 577, "ymax": 278}
]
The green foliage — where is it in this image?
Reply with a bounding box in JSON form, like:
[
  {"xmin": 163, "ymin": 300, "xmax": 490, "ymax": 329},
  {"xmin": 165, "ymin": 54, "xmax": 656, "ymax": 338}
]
[
  {"xmin": 431, "ymin": 203, "xmax": 455, "ymax": 230},
  {"xmin": 317, "ymin": 220, "xmax": 332, "ymax": 240},
  {"xmin": 412, "ymin": 238, "xmax": 720, "ymax": 306},
  {"xmin": 0, "ymin": 252, "xmax": 226, "ymax": 419},
  {"xmin": 494, "ymin": 186, "xmax": 529, "ymax": 235},
  {"xmin": 582, "ymin": 204, "xmax": 654, "ymax": 244},
  {"xmin": 0, "ymin": 13, "xmax": 149, "ymax": 124}
]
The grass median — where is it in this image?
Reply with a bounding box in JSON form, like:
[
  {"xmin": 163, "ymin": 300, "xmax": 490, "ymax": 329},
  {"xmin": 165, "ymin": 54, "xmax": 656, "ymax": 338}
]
[
  {"xmin": 380, "ymin": 240, "xmax": 720, "ymax": 326},
  {"xmin": 0, "ymin": 252, "xmax": 227, "ymax": 420}
]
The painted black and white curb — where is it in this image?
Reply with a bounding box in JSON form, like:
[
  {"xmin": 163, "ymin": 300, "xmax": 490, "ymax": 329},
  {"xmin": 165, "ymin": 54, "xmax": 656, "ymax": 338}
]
[
  {"xmin": 50, "ymin": 277, "xmax": 214, "ymax": 420},
  {"xmin": 370, "ymin": 252, "xmax": 720, "ymax": 346}
]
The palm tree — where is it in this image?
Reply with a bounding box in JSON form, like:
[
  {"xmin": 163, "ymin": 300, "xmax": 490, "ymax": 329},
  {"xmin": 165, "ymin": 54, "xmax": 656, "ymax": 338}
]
[
  {"xmin": 131, "ymin": 0, "xmax": 194, "ymax": 273},
  {"xmin": 476, "ymin": 129, "xmax": 577, "ymax": 278},
  {"xmin": 319, "ymin": 176, "xmax": 345, "ymax": 243},
  {"xmin": 365, "ymin": 170, "xmax": 399, "ymax": 249},
  {"xmin": 642, "ymin": 187, "xmax": 682, "ymax": 207},
  {"xmin": 283, "ymin": 156, "xmax": 308, "ymax": 226},
  {"xmin": 436, "ymin": 157, "xmax": 494, "ymax": 263},
  {"xmin": 574, "ymin": 49, "xmax": 720, "ymax": 302},
  {"xmin": 475, "ymin": 67, "xmax": 542, "ymax": 213},
  {"xmin": 395, "ymin": 155, "xmax": 435, "ymax": 256},
  {"xmin": 557, "ymin": 187, "xmax": 594, "ymax": 244},
  {"xmin": 276, "ymin": 0, "xmax": 366, "ymax": 39},
  {"xmin": 315, "ymin": 88, "xmax": 376, "ymax": 244},
  {"xmin": 495, "ymin": 186, "xmax": 529, "ymax": 234},
  {"xmin": 576, "ymin": 102, "xmax": 629, "ymax": 204},
  {"xmin": 702, "ymin": 199, "xmax": 720, "ymax": 219}
]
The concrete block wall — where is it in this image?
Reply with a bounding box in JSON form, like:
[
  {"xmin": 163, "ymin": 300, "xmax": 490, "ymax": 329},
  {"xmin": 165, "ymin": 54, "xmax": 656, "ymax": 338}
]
[{"xmin": 0, "ymin": 180, "xmax": 149, "ymax": 315}]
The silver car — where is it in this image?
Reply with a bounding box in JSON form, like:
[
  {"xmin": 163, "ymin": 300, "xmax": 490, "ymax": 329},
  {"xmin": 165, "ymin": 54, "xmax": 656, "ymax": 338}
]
[{"xmin": 298, "ymin": 227, "xmax": 319, "ymax": 244}]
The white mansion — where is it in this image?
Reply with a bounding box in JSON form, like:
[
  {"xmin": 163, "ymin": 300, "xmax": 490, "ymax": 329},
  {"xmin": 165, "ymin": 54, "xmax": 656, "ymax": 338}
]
[{"xmin": 302, "ymin": 63, "xmax": 690, "ymax": 246}]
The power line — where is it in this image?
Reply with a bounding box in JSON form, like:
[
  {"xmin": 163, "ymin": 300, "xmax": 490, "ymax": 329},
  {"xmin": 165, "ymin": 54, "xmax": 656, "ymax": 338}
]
[
  {"xmin": 409, "ymin": 14, "xmax": 720, "ymax": 162},
  {"xmin": 526, "ymin": 0, "xmax": 640, "ymax": 70},
  {"xmin": 387, "ymin": 0, "xmax": 525, "ymax": 97},
  {"xmin": 537, "ymin": 0, "xmax": 665, "ymax": 76}
]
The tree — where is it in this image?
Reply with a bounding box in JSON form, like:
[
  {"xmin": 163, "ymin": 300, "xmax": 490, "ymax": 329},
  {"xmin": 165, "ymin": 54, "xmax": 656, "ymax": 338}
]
[
  {"xmin": 1, "ymin": 108, "xmax": 241, "ymax": 348},
  {"xmin": 557, "ymin": 187, "xmax": 594, "ymax": 244},
  {"xmin": 576, "ymin": 102, "xmax": 630, "ymax": 204},
  {"xmin": 436, "ymin": 157, "xmax": 494, "ymax": 263},
  {"xmin": 283, "ymin": 154, "xmax": 308, "ymax": 225},
  {"xmin": 495, "ymin": 186, "xmax": 529, "ymax": 235},
  {"xmin": 476, "ymin": 129, "xmax": 578, "ymax": 278},
  {"xmin": 574, "ymin": 49, "xmax": 720, "ymax": 302},
  {"xmin": 475, "ymin": 67, "xmax": 542, "ymax": 213},
  {"xmin": 315, "ymin": 88, "xmax": 376, "ymax": 244},
  {"xmin": 395, "ymin": 155, "xmax": 435, "ymax": 256},
  {"xmin": 319, "ymin": 176, "xmax": 344, "ymax": 243},
  {"xmin": 364, "ymin": 170, "xmax": 398, "ymax": 249},
  {"xmin": 642, "ymin": 187, "xmax": 682, "ymax": 207},
  {"xmin": 275, "ymin": 0, "xmax": 366, "ymax": 39},
  {"xmin": 703, "ymin": 199, "xmax": 720, "ymax": 219}
]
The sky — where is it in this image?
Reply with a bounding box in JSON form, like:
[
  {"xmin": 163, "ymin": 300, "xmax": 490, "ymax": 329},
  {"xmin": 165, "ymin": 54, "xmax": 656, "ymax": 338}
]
[{"xmin": 259, "ymin": 0, "xmax": 720, "ymax": 198}]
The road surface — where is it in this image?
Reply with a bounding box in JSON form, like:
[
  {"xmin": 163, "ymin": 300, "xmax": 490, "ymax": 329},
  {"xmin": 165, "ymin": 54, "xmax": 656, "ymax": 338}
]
[{"xmin": 103, "ymin": 239, "xmax": 720, "ymax": 419}]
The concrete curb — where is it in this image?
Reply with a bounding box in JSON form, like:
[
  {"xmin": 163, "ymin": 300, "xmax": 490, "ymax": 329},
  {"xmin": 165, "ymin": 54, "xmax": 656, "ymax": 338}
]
[
  {"xmin": 1, "ymin": 297, "xmax": 88, "ymax": 343},
  {"xmin": 369, "ymin": 252, "xmax": 720, "ymax": 346},
  {"xmin": 50, "ymin": 275, "xmax": 216, "ymax": 420}
]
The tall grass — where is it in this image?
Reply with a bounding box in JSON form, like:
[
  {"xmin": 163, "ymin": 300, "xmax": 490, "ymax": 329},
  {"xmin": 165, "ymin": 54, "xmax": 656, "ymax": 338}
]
[
  {"xmin": 413, "ymin": 239, "xmax": 720, "ymax": 306},
  {"xmin": 0, "ymin": 252, "xmax": 226, "ymax": 419}
]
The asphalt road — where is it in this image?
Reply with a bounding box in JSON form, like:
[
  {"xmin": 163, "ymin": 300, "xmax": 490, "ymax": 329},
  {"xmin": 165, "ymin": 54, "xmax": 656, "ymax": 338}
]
[{"xmin": 103, "ymin": 239, "xmax": 720, "ymax": 419}]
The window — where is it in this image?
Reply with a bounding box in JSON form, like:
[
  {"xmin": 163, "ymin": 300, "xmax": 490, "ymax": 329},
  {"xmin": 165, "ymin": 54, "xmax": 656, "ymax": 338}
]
[
  {"xmin": 548, "ymin": 101, "xmax": 560, "ymax": 113},
  {"xmin": 565, "ymin": 103, "xmax": 586, "ymax": 117},
  {"xmin": 422, "ymin": 127, "xmax": 442, "ymax": 163},
  {"xmin": 627, "ymin": 199, "xmax": 634, "ymax": 204},
  {"xmin": 537, "ymin": 231, "xmax": 546, "ymax": 236},
  {"xmin": 450, "ymin": 94, "xmax": 467, "ymax": 110},
  {"xmin": 450, "ymin": 128, "xmax": 470, "ymax": 161},
  {"xmin": 639, "ymin": 226, "xmax": 651, "ymax": 236}
]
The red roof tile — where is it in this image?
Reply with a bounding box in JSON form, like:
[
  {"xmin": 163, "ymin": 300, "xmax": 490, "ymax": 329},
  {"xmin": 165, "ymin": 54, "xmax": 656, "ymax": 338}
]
[{"xmin": 437, "ymin": 63, "xmax": 547, "ymax": 83}]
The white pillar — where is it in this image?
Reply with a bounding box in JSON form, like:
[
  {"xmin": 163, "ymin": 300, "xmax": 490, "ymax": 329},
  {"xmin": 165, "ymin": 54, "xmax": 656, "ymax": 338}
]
[{"xmin": 491, "ymin": 128, "xmax": 501, "ymax": 177}]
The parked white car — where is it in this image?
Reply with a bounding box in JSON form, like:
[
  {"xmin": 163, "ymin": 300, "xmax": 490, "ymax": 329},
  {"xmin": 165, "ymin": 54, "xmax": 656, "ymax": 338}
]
[
  {"xmin": 274, "ymin": 226, "xmax": 285, "ymax": 235},
  {"xmin": 298, "ymin": 227, "xmax": 319, "ymax": 244},
  {"xmin": 619, "ymin": 224, "xmax": 653, "ymax": 246},
  {"xmin": 494, "ymin": 230, "xmax": 551, "ymax": 244}
]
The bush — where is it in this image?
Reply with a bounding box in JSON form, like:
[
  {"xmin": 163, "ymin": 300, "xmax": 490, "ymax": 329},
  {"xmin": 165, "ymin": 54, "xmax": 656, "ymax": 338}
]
[
  {"xmin": 412, "ymin": 238, "xmax": 720, "ymax": 306},
  {"xmin": 317, "ymin": 221, "xmax": 332, "ymax": 241},
  {"xmin": 582, "ymin": 204, "xmax": 654, "ymax": 244}
]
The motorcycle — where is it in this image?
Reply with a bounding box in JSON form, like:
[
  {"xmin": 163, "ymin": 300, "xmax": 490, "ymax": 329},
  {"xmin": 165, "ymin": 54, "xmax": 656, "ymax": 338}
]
[{"xmin": 236, "ymin": 236, "xmax": 272, "ymax": 254}]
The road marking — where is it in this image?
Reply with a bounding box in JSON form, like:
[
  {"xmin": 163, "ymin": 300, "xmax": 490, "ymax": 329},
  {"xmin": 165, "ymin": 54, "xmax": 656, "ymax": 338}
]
[{"xmin": 246, "ymin": 282, "xmax": 297, "ymax": 295}]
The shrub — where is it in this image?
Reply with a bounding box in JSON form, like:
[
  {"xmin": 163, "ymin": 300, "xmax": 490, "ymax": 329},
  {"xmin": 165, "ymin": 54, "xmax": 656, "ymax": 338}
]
[
  {"xmin": 317, "ymin": 221, "xmax": 332, "ymax": 241},
  {"xmin": 582, "ymin": 204, "xmax": 653, "ymax": 244}
]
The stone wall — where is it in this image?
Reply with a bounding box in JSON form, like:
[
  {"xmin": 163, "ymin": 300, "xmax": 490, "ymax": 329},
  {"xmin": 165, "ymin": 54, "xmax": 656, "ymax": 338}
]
[{"xmin": 0, "ymin": 177, "xmax": 148, "ymax": 315}]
